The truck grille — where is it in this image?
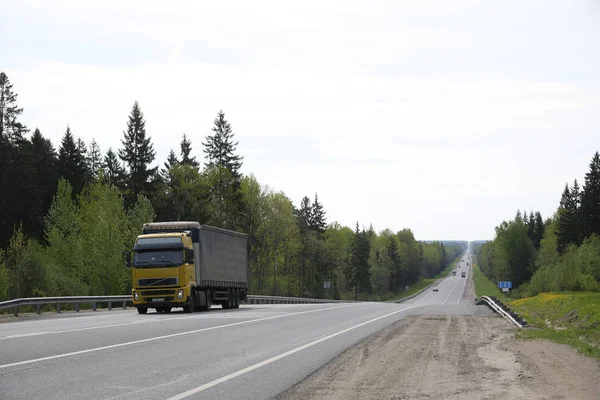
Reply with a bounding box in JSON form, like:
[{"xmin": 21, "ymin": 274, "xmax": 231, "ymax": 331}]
[
  {"xmin": 138, "ymin": 277, "xmax": 178, "ymax": 287},
  {"xmin": 140, "ymin": 290, "xmax": 176, "ymax": 296}
]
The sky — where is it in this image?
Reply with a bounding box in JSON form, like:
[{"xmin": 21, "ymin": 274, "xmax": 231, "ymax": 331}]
[{"xmin": 2, "ymin": 0, "xmax": 600, "ymax": 241}]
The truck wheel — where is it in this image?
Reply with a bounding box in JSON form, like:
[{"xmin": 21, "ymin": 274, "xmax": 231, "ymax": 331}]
[
  {"xmin": 222, "ymin": 290, "xmax": 231, "ymax": 309},
  {"xmin": 202, "ymin": 290, "xmax": 212, "ymax": 312},
  {"xmin": 137, "ymin": 307, "xmax": 148, "ymax": 315},
  {"xmin": 234, "ymin": 290, "xmax": 240, "ymax": 309},
  {"xmin": 184, "ymin": 291, "xmax": 195, "ymax": 313}
]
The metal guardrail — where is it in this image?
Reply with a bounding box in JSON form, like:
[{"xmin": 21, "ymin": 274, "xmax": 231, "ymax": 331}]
[
  {"xmin": 0, "ymin": 296, "xmax": 132, "ymax": 316},
  {"xmin": 476, "ymin": 295, "xmax": 524, "ymax": 328},
  {"xmin": 0, "ymin": 295, "xmax": 355, "ymax": 316}
]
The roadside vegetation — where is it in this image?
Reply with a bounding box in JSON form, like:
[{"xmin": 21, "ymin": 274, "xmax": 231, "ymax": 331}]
[
  {"xmin": 510, "ymin": 293, "xmax": 600, "ymax": 359},
  {"xmin": 0, "ymin": 71, "xmax": 465, "ymax": 304},
  {"xmin": 471, "ymin": 151, "xmax": 600, "ymax": 299},
  {"xmin": 472, "ymin": 262, "xmax": 505, "ymax": 299}
]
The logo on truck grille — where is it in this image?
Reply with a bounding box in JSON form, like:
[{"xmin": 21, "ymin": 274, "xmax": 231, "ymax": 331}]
[{"xmin": 137, "ymin": 277, "xmax": 178, "ymax": 287}]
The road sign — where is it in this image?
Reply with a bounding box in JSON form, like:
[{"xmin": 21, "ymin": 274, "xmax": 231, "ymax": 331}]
[
  {"xmin": 498, "ymin": 281, "xmax": 512, "ymax": 289},
  {"xmin": 502, "ymin": 287, "xmax": 510, "ymax": 293}
]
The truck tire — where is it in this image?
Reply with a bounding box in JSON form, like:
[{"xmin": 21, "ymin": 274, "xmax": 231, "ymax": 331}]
[
  {"xmin": 137, "ymin": 307, "xmax": 148, "ymax": 315},
  {"xmin": 184, "ymin": 291, "xmax": 195, "ymax": 313},
  {"xmin": 222, "ymin": 290, "xmax": 232, "ymax": 309},
  {"xmin": 234, "ymin": 290, "xmax": 240, "ymax": 309},
  {"xmin": 201, "ymin": 290, "xmax": 211, "ymax": 312}
]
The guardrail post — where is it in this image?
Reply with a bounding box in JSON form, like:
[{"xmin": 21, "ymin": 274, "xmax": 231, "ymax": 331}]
[
  {"xmin": 36, "ymin": 304, "xmax": 41, "ymax": 314},
  {"xmin": 13, "ymin": 306, "xmax": 18, "ymax": 317},
  {"xmin": 75, "ymin": 303, "xmax": 80, "ymax": 312},
  {"xmin": 92, "ymin": 302, "xmax": 97, "ymax": 311},
  {"xmin": 56, "ymin": 303, "xmax": 61, "ymax": 313},
  {"xmin": 108, "ymin": 301, "xmax": 112, "ymax": 311},
  {"xmin": 122, "ymin": 301, "xmax": 127, "ymax": 309}
]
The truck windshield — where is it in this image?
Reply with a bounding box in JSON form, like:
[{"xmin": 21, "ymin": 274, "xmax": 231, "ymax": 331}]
[{"xmin": 134, "ymin": 250, "xmax": 183, "ymax": 268}]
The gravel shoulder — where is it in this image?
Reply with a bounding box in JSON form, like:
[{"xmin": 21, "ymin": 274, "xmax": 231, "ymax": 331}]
[{"xmin": 277, "ymin": 314, "xmax": 600, "ymax": 400}]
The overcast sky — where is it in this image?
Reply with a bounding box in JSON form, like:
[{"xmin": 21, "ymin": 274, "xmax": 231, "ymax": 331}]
[{"xmin": 3, "ymin": 0, "xmax": 600, "ymax": 240}]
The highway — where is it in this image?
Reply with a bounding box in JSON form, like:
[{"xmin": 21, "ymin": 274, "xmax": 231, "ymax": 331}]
[{"xmin": 0, "ymin": 256, "xmax": 490, "ymax": 400}]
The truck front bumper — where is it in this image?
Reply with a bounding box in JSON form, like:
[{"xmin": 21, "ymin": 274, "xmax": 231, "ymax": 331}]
[{"xmin": 132, "ymin": 287, "xmax": 189, "ymax": 306}]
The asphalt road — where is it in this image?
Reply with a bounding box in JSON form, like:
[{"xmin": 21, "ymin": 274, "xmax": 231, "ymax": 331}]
[{"xmin": 0, "ymin": 254, "xmax": 490, "ymax": 400}]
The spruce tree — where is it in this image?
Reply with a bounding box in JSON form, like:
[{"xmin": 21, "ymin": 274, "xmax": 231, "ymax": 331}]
[
  {"xmin": 533, "ymin": 211, "xmax": 545, "ymax": 249},
  {"xmin": 0, "ymin": 72, "xmax": 27, "ymax": 141},
  {"xmin": 310, "ymin": 193, "xmax": 327, "ymax": 234},
  {"xmin": 102, "ymin": 148, "xmax": 125, "ymax": 188},
  {"xmin": 527, "ymin": 211, "xmax": 536, "ymax": 241},
  {"xmin": 118, "ymin": 101, "xmax": 157, "ymax": 204},
  {"xmin": 58, "ymin": 126, "xmax": 89, "ymax": 198},
  {"xmin": 580, "ymin": 151, "xmax": 600, "ymax": 239},
  {"xmin": 556, "ymin": 182, "xmax": 581, "ymax": 253},
  {"xmin": 162, "ymin": 149, "xmax": 179, "ymax": 176},
  {"xmin": 296, "ymin": 196, "xmax": 312, "ymax": 232},
  {"xmin": 180, "ymin": 133, "xmax": 199, "ymax": 169},
  {"xmin": 87, "ymin": 139, "xmax": 102, "ymax": 178},
  {"xmin": 27, "ymin": 129, "xmax": 60, "ymax": 240},
  {"xmin": 203, "ymin": 110, "xmax": 243, "ymax": 178}
]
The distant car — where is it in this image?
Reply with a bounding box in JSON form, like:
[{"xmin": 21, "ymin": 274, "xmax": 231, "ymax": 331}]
[{"xmin": 433, "ymin": 287, "xmax": 439, "ymax": 292}]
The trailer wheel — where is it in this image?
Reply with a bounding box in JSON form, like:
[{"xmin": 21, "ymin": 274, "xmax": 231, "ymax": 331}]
[{"xmin": 137, "ymin": 307, "xmax": 148, "ymax": 315}]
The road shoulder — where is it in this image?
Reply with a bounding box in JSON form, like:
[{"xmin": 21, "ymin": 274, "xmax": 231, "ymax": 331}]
[{"xmin": 276, "ymin": 314, "xmax": 600, "ymax": 400}]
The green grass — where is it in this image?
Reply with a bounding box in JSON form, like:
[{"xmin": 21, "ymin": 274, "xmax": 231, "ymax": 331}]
[
  {"xmin": 510, "ymin": 292, "xmax": 600, "ymax": 359},
  {"xmin": 473, "ymin": 262, "xmax": 505, "ymax": 298}
]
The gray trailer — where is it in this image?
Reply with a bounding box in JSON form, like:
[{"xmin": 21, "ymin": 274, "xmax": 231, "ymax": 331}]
[{"xmin": 141, "ymin": 221, "xmax": 248, "ymax": 311}]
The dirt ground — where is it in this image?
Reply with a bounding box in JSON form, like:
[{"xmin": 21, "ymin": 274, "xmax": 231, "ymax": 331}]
[{"xmin": 277, "ymin": 314, "xmax": 600, "ymax": 400}]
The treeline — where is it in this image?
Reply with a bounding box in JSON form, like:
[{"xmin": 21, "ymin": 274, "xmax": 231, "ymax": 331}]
[
  {"xmin": 475, "ymin": 151, "xmax": 600, "ymax": 296},
  {"xmin": 0, "ymin": 71, "xmax": 463, "ymax": 301}
]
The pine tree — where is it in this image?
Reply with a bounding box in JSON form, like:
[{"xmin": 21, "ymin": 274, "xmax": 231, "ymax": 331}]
[
  {"xmin": 527, "ymin": 211, "xmax": 536, "ymax": 241},
  {"xmin": 533, "ymin": 211, "xmax": 545, "ymax": 249},
  {"xmin": 557, "ymin": 182, "xmax": 581, "ymax": 253},
  {"xmin": 203, "ymin": 110, "xmax": 243, "ymax": 178},
  {"xmin": 102, "ymin": 148, "xmax": 125, "ymax": 188},
  {"xmin": 0, "ymin": 72, "xmax": 27, "ymax": 142},
  {"xmin": 309, "ymin": 193, "xmax": 327, "ymax": 234},
  {"xmin": 580, "ymin": 151, "xmax": 600, "ymax": 239},
  {"xmin": 162, "ymin": 149, "xmax": 179, "ymax": 179},
  {"xmin": 118, "ymin": 101, "xmax": 157, "ymax": 205},
  {"xmin": 58, "ymin": 126, "xmax": 89, "ymax": 198},
  {"xmin": 87, "ymin": 139, "xmax": 102, "ymax": 179},
  {"xmin": 296, "ymin": 196, "xmax": 312, "ymax": 232},
  {"xmin": 346, "ymin": 223, "xmax": 371, "ymax": 300},
  {"xmin": 26, "ymin": 129, "xmax": 60, "ymax": 240},
  {"xmin": 180, "ymin": 133, "xmax": 199, "ymax": 169}
]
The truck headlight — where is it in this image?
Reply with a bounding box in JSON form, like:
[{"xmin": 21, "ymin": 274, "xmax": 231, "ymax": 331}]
[
  {"xmin": 177, "ymin": 289, "xmax": 184, "ymax": 299},
  {"xmin": 133, "ymin": 291, "xmax": 139, "ymax": 301}
]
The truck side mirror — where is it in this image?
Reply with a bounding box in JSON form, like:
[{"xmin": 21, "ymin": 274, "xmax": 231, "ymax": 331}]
[{"xmin": 186, "ymin": 248, "xmax": 194, "ymax": 264}]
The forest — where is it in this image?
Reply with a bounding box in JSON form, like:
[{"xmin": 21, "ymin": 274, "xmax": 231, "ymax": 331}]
[
  {"xmin": 474, "ymin": 151, "xmax": 600, "ymax": 297},
  {"xmin": 0, "ymin": 71, "xmax": 464, "ymax": 302}
]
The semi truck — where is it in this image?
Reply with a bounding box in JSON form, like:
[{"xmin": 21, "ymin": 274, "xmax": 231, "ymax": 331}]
[
  {"xmin": 461, "ymin": 271, "xmax": 466, "ymax": 278},
  {"xmin": 126, "ymin": 221, "xmax": 248, "ymax": 314}
]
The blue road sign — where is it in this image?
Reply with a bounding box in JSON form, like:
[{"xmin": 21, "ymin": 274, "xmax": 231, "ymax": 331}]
[{"xmin": 498, "ymin": 281, "xmax": 512, "ymax": 289}]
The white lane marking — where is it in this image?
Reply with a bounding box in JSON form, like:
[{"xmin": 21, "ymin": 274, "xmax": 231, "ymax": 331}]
[
  {"xmin": 165, "ymin": 304, "xmax": 423, "ymax": 400},
  {"xmin": 0, "ymin": 305, "xmax": 337, "ymax": 340},
  {"xmin": 442, "ymin": 276, "xmax": 462, "ymax": 305},
  {"xmin": 0, "ymin": 304, "xmax": 355, "ymax": 369},
  {"xmin": 103, "ymin": 376, "xmax": 189, "ymax": 400},
  {"xmin": 0, "ymin": 319, "xmax": 161, "ymax": 340},
  {"xmin": 3, "ymin": 332, "xmax": 49, "ymax": 339}
]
